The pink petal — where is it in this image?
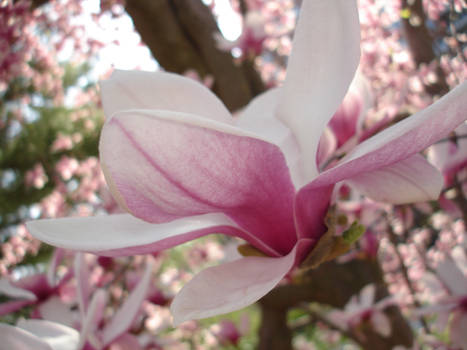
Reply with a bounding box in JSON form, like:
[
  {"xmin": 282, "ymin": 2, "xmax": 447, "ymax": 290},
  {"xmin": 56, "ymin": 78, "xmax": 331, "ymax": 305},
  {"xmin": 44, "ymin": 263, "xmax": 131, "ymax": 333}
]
[
  {"xmin": 328, "ymin": 72, "xmax": 373, "ymax": 148},
  {"xmin": 428, "ymin": 122, "xmax": 467, "ymax": 176},
  {"xmin": 0, "ymin": 299, "xmax": 34, "ymax": 316},
  {"xmin": 171, "ymin": 242, "xmax": 303, "ymax": 325},
  {"xmin": 100, "ymin": 110, "xmax": 296, "ymax": 254},
  {"xmin": 46, "ymin": 248, "xmax": 65, "ymax": 287},
  {"xmin": 79, "ymin": 288, "xmax": 107, "ymax": 350},
  {"xmin": 346, "ymin": 154, "xmax": 443, "ymax": 204},
  {"xmin": 316, "ymin": 128, "xmax": 337, "ymax": 169},
  {"xmin": 277, "ymin": 0, "xmax": 361, "ymax": 179},
  {"xmin": 236, "ymin": 88, "xmax": 305, "ymax": 188},
  {"xmin": 75, "ymin": 253, "xmax": 91, "ymax": 317},
  {"xmin": 0, "ymin": 323, "xmax": 53, "ymax": 350},
  {"xmin": 38, "ymin": 296, "xmax": 75, "ymax": 328},
  {"xmin": 294, "ymin": 185, "xmax": 334, "ymax": 241},
  {"xmin": 27, "ymin": 213, "xmax": 281, "ymax": 258},
  {"xmin": 16, "ymin": 319, "xmax": 80, "ymax": 350},
  {"xmin": 108, "ymin": 333, "xmax": 143, "ymax": 350},
  {"xmin": 102, "ymin": 259, "xmax": 153, "ymax": 346},
  {"xmin": 359, "ymin": 284, "xmax": 376, "ymax": 308},
  {"xmin": 370, "ymin": 311, "xmax": 391, "ymax": 337},
  {"xmin": 310, "ymin": 82, "xmax": 467, "ymax": 189},
  {"xmin": 0, "ymin": 278, "xmax": 37, "ymax": 300},
  {"xmin": 101, "ymin": 70, "xmax": 232, "ymax": 123}
]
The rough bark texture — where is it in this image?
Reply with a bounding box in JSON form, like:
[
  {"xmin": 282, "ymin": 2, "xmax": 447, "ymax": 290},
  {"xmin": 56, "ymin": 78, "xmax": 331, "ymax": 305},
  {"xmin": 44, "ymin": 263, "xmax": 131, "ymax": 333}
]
[
  {"xmin": 124, "ymin": 0, "xmax": 265, "ymax": 112},
  {"xmin": 258, "ymin": 258, "xmax": 414, "ymax": 350},
  {"xmin": 401, "ymin": 0, "xmax": 449, "ymax": 95}
]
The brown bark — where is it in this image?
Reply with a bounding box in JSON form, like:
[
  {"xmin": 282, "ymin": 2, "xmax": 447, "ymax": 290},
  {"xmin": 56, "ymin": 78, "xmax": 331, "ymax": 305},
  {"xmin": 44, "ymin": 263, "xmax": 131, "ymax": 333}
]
[
  {"xmin": 124, "ymin": 0, "xmax": 265, "ymax": 112},
  {"xmin": 258, "ymin": 258, "xmax": 414, "ymax": 350},
  {"xmin": 258, "ymin": 305, "xmax": 293, "ymax": 350},
  {"xmin": 401, "ymin": 0, "xmax": 449, "ymax": 95}
]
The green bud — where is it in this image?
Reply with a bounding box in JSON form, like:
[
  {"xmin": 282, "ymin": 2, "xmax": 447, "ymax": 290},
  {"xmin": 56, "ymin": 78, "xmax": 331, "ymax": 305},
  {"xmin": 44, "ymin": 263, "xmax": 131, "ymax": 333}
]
[{"xmin": 342, "ymin": 221, "xmax": 366, "ymax": 244}]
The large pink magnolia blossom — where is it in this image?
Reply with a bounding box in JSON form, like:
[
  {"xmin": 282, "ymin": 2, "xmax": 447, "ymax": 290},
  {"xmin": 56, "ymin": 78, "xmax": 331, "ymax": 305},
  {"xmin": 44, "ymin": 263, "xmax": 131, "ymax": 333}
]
[{"xmin": 27, "ymin": 0, "xmax": 467, "ymax": 324}]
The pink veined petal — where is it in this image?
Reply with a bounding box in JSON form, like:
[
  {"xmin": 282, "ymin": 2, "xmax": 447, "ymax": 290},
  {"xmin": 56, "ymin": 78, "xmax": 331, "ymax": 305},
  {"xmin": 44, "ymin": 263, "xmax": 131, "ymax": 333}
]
[
  {"xmin": 294, "ymin": 185, "xmax": 334, "ymax": 241},
  {"xmin": 436, "ymin": 257, "xmax": 467, "ymax": 296},
  {"xmin": 75, "ymin": 253, "xmax": 91, "ymax": 317},
  {"xmin": 171, "ymin": 241, "xmax": 305, "ymax": 325},
  {"xmin": 235, "ymin": 88, "xmax": 305, "ymax": 188},
  {"xmin": 99, "ymin": 109, "xmax": 296, "ymax": 255},
  {"xmin": 346, "ymin": 154, "xmax": 444, "ymax": 204},
  {"xmin": 0, "ymin": 299, "xmax": 35, "ymax": 316},
  {"xmin": 309, "ymin": 81, "xmax": 467, "ymax": 189},
  {"xmin": 78, "ymin": 289, "xmax": 107, "ymax": 350},
  {"xmin": 0, "ymin": 278, "xmax": 37, "ymax": 300},
  {"xmin": 277, "ymin": 0, "xmax": 361, "ymax": 180},
  {"xmin": 27, "ymin": 213, "xmax": 281, "ymax": 258},
  {"xmin": 370, "ymin": 311, "xmax": 391, "ymax": 337},
  {"xmin": 0, "ymin": 323, "xmax": 53, "ymax": 350},
  {"xmin": 102, "ymin": 259, "xmax": 153, "ymax": 346},
  {"xmin": 16, "ymin": 319, "xmax": 80, "ymax": 350},
  {"xmin": 100, "ymin": 70, "xmax": 232, "ymax": 124}
]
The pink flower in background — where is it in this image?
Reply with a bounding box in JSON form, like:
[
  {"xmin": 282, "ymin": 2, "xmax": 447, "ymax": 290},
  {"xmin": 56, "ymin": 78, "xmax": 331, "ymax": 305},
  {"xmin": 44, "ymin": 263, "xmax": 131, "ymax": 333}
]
[
  {"xmin": 327, "ymin": 73, "xmax": 373, "ymax": 150},
  {"xmin": 215, "ymin": 11, "xmax": 267, "ymax": 57},
  {"xmin": 73, "ymin": 253, "xmax": 153, "ymax": 350},
  {"xmin": 0, "ymin": 249, "xmax": 73, "ymax": 321},
  {"xmin": 25, "ymin": 163, "xmax": 49, "ymax": 189},
  {"xmin": 28, "ymin": 0, "xmax": 467, "ymax": 324},
  {"xmin": 419, "ymin": 256, "xmax": 467, "ymax": 349},
  {"xmin": 327, "ymin": 284, "xmax": 394, "ymax": 339},
  {"xmin": 428, "ymin": 122, "xmax": 467, "ymax": 184}
]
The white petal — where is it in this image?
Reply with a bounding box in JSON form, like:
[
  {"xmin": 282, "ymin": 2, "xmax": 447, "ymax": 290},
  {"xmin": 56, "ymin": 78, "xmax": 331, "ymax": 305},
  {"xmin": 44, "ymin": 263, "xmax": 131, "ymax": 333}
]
[
  {"xmin": 27, "ymin": 213, "xmax": 280, "ymax": 258},
  {"xmin": 78, "ymin": 289, "xmax": 107, "ymax": 350},
  {"xmin": 101, "ymin": 70, "xmax": 232, "ymax": 123},
  {"xmin": 346, "ymin": 154, "xmax": 443, "ymax": 204},
  {"xmin": 171, "ymin": 244, "xmax": 298, "ymax": 325},
  {"xmin": 102, "ymin": 259, "xmax": 153, "ymax": 346},
  {"xmin": 16, "ymin": 319, "xmax": 80, "ymax": 350},
  {"xmin": 370, "ymin": 311, "xmax": 391, "ymax": 337},
  {"xmin": 359, "ymin": 284, "xmax": 375, "ymax": 308},
  {"xmin": 277, "ymin": 0, "xmax": 360, "ymax": 180},
  {"xmin": 0, "ymin": 323, "xmax": 53, "ymax": 350},
  {"xmin": 0, "ymin": 278, "xmax": 36, "ymax": 301},
  {"xmin": 37, "ymin": 296, "xmax": 75, "ymax": 328}
]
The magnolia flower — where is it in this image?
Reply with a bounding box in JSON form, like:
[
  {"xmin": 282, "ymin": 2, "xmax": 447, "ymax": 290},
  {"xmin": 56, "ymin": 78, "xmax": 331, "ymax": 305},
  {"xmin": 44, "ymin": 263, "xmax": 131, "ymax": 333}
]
[
  {"xmin": 74, "ymin": 254, "xmax": 153, "ymax": 350},
  {"xmin": 327, "ymin": 284, "xmax": 394, "ymax": 339},
  {"xmin": 27, "ymin": 0, "xmax": 467, "ymax": 324},
  {"xmin": 418, "ymin": 256, "xmax": 467, "ymax": 349},
  {"xmin": 0, "ymin": 249, "xmax": 72, "ymax": 321},
  {"xmin": 428, "ymin": 122, "xmax": 467, "ymax": 183}
]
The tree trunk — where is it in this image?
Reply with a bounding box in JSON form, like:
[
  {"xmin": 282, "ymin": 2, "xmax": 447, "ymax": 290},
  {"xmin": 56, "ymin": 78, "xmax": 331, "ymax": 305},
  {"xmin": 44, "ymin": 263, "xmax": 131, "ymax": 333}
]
[
  {"xmin": 401, "ymin": 0, "xmax": 449, "ymax": 95},
  {"xmin": 124, "ymin": 0, "xmax": 265, "ymax": 112}
]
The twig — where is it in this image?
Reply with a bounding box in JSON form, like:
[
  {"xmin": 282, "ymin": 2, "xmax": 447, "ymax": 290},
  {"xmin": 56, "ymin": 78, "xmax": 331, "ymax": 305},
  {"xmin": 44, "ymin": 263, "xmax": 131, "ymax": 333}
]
[{"xmin": 386, "ymin": 216, "xmax": 431, "ymax": 334}]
